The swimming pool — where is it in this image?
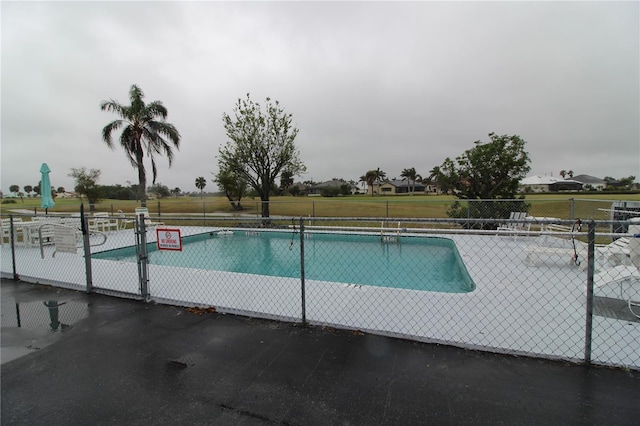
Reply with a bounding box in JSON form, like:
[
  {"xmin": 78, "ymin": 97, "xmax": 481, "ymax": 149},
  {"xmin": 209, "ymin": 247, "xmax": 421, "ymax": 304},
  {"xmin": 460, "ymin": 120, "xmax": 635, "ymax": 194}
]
[{"xmin": 93, "ymin": 231, "xmax": 475, "ymax": 293}]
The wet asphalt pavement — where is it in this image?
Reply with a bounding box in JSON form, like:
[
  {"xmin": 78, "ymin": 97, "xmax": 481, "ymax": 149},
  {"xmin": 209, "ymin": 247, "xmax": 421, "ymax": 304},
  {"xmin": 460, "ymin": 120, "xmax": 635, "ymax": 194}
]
[{"xmin": 1, "ymin": 279, "xmax": 639, "ymax": 425}]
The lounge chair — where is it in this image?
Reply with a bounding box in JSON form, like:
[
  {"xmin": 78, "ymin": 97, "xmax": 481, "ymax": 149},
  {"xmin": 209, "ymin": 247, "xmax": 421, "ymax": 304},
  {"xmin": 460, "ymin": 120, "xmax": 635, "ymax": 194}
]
[
  {"xmin": 496, "ymin": 212, "xmax": 529, "ymax": 240},
  {"xmin": 117, "ymin": 210, "xmax": 135, "ymax": 229},
  {"xmin": 594, "ymin": 235, "xmax": 640, "ymax": 318},
  {"xmin": 526, "ymin": 227, "xmax": 637, "ymax": 269},
  {"xmin": 596, "ymin": 237, "xmax": 630, "ymax": 267},
  {"xmin": 524, "ymin": 224, "xmax": 585, "ymax": 267},
  {"xmin": 594, "ymin": 265, "xmax": 640, "ymax": 319},
  {"xmin": 134, "ymin": 207, "xmax": 165, "ymax": 228},
  {"xmin": 91, "ymin": 212, "xmax": 119, "ymax": 232}
]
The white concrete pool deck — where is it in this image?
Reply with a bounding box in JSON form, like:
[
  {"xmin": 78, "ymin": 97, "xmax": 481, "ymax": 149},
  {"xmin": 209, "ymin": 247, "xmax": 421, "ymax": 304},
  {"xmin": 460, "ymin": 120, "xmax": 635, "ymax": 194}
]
[{"xmin": 2, "ymin": 226, "xmax": 639, "ymax": 369}]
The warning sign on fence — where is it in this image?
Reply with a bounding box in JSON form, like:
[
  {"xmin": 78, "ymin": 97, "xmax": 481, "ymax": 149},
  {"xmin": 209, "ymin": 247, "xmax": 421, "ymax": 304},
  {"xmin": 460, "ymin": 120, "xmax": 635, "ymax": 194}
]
[{"xmin": 156, "ymin": 228, "xmax": 182, "ymax": 251}]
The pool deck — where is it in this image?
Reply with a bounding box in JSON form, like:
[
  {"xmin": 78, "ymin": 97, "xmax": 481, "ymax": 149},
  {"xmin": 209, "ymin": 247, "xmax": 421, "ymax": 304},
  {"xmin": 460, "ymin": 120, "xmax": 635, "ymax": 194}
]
[{"xmin": 1, "ymin": 226, "xmax": 639, "ymax": 370}]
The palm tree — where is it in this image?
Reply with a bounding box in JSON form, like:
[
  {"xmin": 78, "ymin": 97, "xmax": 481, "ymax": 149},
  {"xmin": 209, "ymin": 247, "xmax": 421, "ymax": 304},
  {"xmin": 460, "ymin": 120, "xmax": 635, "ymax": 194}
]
[
  {"xmin": 400, "ymin": 167, "xmax": 422, "ymax": 195},
  {"xmin": 375, "ymin": 167, "xmax": 387, "ymax": 184},
  {"xmin": 195, "ymin": 177, "xmax": 206, "ymax": 198},
  {"xmin": 358, "ymin": 175, "xmax": 367, "ymax": 193},
  {"xmin": 364, "ymin": 170, "xmax": 378, "ymax": 196},
  {"xmin": 100, "ymin": 84, "xmax": 181, "ymax": 207},
  {"xmin": 429, "ymin": 166, "xmax": 446, "ymax": 194}
]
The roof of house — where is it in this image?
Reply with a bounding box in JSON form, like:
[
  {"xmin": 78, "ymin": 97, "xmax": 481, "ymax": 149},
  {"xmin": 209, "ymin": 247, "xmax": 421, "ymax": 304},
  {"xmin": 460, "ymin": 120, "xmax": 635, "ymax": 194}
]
[
  {"xmin": 521, "ymin": 175, "xmax": 560, "ymax": 185},
  {"xmin": 382, "ymin": 179, "xmax": 425, "ymax": 188},
  {"xmin": 310, "ymin": 179, "xmax": 348, "ymax": 189},
  {"xmin": 571, "ymin": 174, "xmax": 606, "ymax": 185},
  {"xmin": 520, "ymin": 175, "xmax": 582, "ymax": 186}
]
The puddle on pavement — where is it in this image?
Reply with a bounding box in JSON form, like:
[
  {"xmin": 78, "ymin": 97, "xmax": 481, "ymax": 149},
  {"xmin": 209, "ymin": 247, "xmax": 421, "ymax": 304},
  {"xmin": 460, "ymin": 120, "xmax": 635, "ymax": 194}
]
[
  {"xmin": 1, "ymin": 298, "xmax": 90, "ymax": 332},
  {"xmin": 1, "ymin": 297, "xmax": 90, "ymax": 364}
]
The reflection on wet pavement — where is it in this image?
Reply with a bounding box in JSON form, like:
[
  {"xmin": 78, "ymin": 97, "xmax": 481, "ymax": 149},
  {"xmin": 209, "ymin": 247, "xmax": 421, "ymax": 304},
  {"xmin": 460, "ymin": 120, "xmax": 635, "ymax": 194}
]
[{"xmin": 1, "ymin": 297, "xmax": 89, "ymax": 364}]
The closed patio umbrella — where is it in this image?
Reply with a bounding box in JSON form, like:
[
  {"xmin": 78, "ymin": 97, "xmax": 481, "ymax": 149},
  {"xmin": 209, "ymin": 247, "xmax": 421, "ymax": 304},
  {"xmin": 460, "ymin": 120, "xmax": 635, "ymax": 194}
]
[{"xmin": 40, "ymin": 163, "xmax": 55, "ymax": 213}]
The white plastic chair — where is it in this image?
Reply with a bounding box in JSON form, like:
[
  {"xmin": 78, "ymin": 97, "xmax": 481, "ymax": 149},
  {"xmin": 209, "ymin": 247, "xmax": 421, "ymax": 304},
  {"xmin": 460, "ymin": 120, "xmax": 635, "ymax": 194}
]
[{"xmin": 134, "ymin": 207, "xmax": 164, "ymax": 228}]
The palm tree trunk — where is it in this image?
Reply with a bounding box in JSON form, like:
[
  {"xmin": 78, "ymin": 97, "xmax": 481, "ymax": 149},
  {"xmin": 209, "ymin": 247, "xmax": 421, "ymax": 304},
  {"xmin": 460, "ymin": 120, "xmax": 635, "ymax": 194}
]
[{"xmin": 136, "ymin": 154, "xmax": 147, "ymax": 208}]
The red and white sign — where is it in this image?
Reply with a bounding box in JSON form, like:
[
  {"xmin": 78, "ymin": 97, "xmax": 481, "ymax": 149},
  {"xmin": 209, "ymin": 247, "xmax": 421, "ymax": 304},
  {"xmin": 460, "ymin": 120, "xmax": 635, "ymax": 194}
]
[{"xmin": 156, "ymin": 228, "xmax": 182, "ymax": 251}]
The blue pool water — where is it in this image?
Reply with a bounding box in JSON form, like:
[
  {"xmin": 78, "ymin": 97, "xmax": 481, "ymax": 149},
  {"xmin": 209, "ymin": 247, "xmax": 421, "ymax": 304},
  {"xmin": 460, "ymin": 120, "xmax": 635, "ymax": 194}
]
[{"xmin": 93, "ymin": 231, "xmax": 475, "ymax": 293}]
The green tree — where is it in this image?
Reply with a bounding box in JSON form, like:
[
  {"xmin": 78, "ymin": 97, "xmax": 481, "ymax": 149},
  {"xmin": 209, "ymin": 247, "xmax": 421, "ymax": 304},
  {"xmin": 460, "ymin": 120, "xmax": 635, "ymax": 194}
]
[
  {"xmin": 69, "ymin": 167, "xmax": 102, "ymax": 210},
  {"xmin": 618, "ymin": 175, "xmax": 636, "ymax": 188},
  {"xmin": 441, "ymin": 133, "xmax": 530, "ymax": 200},
  {"xmin": 289, "ymin": 185, "xmax": 301, "ymax": 197},
  {"xmin": 430, "ymin": 160, "xmax": 458, "ymax": 195},
  {"xmin": 605, "ymin": 175, "xmax": 637, "ymax": 190},
  {"xmin": 219, "ymin": 94, "xmax": 305, "ymax": 218},
  {"xmin": 213, "ymin": 166, "xmax": 247, "ymax": 211},
  {"xmin": 9, "ymin": 185, "xmax": 23, "ymax": 202},
  {"xmin": 280, "ymin": 169, "xmax": 294, "ymax": 194},
  {"xmin": 148, "ymin": 183, "xmax": 170, "ymax": 199},
  {"xmin": 57, "ymin": 187, "xmax": 65, "ymax": 194},
  {"xmin": 195, "ymin": 177, "xmax": 207, "ymax": 198},
  {"xmin": 340, "ymin": 183, "xmax": 352, "ymax": 196},
  {"xmin": 171, "ymin": 187, "xmax": 181, "ymax": 197},
  {"xmin": 400, "ymin": 167, "xmax": 422, "ymax": 195},
  {"xmin": 101, "ymin": 184, "xmax": 135, "ymax": 200},
  {"xmin": 100, "ymin": 84, "xmax": 181, "ymax": 207},
  {"xmin": 438, "ymin": 133, "xmax": 531, "ymax": 225},
  {"xmin": 23, "ymin": 185, "xmax": 33, "ymax": 198}
]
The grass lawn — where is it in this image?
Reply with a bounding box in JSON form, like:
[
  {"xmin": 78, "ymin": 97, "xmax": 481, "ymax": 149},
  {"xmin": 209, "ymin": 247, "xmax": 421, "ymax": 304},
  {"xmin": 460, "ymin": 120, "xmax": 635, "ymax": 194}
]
[{"xmin": 2, "ymin": 193, "xmax": 638, "ymax": 220}]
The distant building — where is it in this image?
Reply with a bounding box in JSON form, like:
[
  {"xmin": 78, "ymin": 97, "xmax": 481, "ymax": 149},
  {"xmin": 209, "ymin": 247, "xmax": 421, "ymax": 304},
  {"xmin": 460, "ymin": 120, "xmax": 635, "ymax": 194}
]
[
  {"xmin": 379, "ymin": 179, "xmax": 426, "ymax": 195},
  {"xmin": 572, "ymin": 174, "xmax": 607, "ymax": 191},
  {"xmin": 307, "ymin": 179, "xmax": 357, "ymax": 196},
  {"xmin": 519, "ymin": 175, "xmax": 583, "ymax": 192},
  {"xmin": 56, "ymin": 191, "xmax": 78, "ymax": 198}
]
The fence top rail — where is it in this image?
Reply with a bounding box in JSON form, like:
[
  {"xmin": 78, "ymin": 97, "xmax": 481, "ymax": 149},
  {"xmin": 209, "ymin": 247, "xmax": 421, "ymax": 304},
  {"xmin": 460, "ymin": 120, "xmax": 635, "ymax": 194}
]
[{"xmin": 87, "ymin": 214, "xmax": 638, "ymax": 227}]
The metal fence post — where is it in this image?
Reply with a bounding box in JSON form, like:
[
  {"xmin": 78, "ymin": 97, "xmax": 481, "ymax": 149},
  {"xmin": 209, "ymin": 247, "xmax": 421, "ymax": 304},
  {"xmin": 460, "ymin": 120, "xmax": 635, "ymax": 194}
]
[
  {"xmin": 81, "ymin": 214, "xmax": 94, "ymax": 293},
  {"xmin": 299, "ymin": 217, "xmax": 306, "ymax": 325},
  {"xmin": 9, "ymin": 215, "xmax": 18, "ymax": 280},
  {"xmin": 584, "ymin": 220, "xmax": 596, "ymax": 365},
  {"xmin": 135, "ymin": 215, "xmax": 150, "ymax": 301}
]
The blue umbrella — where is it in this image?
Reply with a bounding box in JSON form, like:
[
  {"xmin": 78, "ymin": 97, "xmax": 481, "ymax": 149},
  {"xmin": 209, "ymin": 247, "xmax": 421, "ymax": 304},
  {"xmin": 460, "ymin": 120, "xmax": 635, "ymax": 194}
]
[{"xmin": 40, "ymin": 163, "xmax": 55, "ymax": 212}]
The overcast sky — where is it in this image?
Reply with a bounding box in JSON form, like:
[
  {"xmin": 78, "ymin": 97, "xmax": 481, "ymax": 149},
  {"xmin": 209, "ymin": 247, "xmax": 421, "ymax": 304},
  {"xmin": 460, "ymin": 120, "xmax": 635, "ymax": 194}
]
[{"xmin": 1, "ymin": 1, "xmax": 638, "ymax": 194}]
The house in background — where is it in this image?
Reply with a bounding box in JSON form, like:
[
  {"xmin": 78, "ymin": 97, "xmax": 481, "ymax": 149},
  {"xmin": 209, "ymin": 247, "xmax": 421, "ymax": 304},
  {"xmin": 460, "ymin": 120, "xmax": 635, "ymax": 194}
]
[
  {"xmin": 307, "ymin": 179, "xmax": 357, "ymax": 196},
  {"xmin": 519, "ymin": 175, "xmax": 583, "ymax": 192},
  {"xmin": 379, "ymin": 179, "xmax": 426, "ymax": 195},
  {"xmin": 571, "ymin": 174, "xmax": 607, "ymax": 191}
]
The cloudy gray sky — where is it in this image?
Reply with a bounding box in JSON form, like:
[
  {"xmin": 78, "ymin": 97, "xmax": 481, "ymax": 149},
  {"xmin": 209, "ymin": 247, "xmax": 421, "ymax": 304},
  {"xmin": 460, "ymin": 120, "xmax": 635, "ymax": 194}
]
[{"xmin": 1, "ymin": 1, "xmax": 638, "ymax": 194}]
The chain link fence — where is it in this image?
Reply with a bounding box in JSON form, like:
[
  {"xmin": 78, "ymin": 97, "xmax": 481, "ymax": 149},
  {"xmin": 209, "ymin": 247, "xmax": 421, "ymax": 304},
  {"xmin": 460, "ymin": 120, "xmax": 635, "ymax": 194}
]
[{"xmin": 2, "ymin": 199, "xmax": 639, "ymax": 370}]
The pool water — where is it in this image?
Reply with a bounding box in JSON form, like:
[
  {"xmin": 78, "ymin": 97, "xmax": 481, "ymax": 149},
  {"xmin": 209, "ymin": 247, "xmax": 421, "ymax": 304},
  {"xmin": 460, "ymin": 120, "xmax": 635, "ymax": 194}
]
[{"xmin": 93, "ymin": 231, "xmax": 475, "ymax": 293}]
